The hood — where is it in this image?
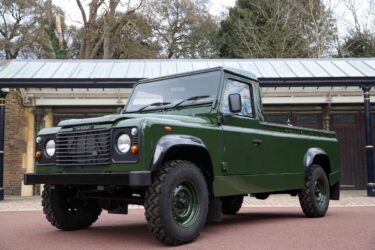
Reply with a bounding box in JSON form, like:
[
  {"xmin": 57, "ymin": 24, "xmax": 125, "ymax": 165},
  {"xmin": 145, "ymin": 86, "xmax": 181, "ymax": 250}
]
[{"xmin": 58, "ymin": 113, "xmax": 211, "ymax": 127}]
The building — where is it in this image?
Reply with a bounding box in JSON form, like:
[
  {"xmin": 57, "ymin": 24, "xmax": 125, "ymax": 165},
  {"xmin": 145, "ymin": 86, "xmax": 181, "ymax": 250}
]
[{"xmin": 0, "ymin": 58, "xmax": 375, "ymax": 196}]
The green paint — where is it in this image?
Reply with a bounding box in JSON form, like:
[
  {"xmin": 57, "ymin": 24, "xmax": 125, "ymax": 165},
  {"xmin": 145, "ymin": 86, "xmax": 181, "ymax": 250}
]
[
  {"xmin": 34, "ymin": 67, "xmax": 340, "ymax": 198},
  {"xmin": 172, "ymin": 181, "xmax": 200, "ymax": 227},
  {"xmin": 214, "ymin": 173, "xmax": 304, "ymax": 196}
]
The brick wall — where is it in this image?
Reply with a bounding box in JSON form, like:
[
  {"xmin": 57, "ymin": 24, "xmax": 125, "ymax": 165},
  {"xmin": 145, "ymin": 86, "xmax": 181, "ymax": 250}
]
[{"xmin": 4, "ymin": 90, "xmax": 28, "ymax": 195}]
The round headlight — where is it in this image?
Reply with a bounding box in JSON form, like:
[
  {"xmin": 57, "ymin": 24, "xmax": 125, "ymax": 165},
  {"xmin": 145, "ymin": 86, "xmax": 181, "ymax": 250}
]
[
  {"xmin": 45, "ymin": 139, "xmax": 56, "ymax": 157},
  {"xmin": 36, "ymin": 136, "xmax": 42, "ymax": 143},
  {"xmin": 117, "ymin": 134, "xmax": 131, "ymax": 153}
]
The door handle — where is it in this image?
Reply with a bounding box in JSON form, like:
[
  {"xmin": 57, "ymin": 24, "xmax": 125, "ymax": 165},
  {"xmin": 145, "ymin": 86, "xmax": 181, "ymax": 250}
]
[{"xmin": 252, "ymin": 138, "xmax": 262, "ymax": 145}]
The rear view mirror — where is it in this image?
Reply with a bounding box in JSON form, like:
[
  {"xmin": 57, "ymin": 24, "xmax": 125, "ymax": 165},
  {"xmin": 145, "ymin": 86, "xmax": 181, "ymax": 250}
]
[{"xmin": 228, "ymin": 93, "xmax": 242, "ymax": 113}]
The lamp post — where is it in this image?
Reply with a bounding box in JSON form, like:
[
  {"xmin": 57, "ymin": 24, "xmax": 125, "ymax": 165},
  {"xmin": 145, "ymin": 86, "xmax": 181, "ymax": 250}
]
[{"xmin": 362, "ymin": 85, "xmax": 375, "ymax": 197}]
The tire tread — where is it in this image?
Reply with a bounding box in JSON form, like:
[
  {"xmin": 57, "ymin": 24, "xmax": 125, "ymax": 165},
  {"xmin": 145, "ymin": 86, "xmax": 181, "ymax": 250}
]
[
  {"xmin": 144, "ymin": 160, "xmax": 207, "ymax": 245},
  {"xmin": 298, "ymin": 165, "xmax": 329, "ymax": 218},
  {"xmin": 42, "ymin": 185, "xmax": 101, "ymax": 230}
]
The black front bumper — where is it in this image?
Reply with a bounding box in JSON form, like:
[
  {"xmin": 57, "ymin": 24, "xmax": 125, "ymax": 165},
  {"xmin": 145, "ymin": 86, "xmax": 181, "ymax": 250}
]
[{"xmin": 24, "ymin": 171, "xmax": 151, "ymax": 187}]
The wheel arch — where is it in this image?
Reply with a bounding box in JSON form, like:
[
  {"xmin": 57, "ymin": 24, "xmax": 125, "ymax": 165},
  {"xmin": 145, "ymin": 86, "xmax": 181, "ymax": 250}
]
[
  {"xmin": 304, "ymin": 148, "xmax": 331, "ymax": 176},
  {"xmin": 303, "ymin": 148, "xmax": 340, "ymax": 200},
  {"xmin": 150, "ymin": 135, "xmax": 214, "ymax": 184}
]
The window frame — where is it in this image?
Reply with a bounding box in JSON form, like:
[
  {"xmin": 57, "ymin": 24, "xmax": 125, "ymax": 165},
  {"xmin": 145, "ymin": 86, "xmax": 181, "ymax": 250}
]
[
  {"xmin": 125, "ymin": 70, "xmax": 222, "ymax": 113},
  {"xmin": 220, "ymin": 76, "xmax": 256, "ymax": 119}
]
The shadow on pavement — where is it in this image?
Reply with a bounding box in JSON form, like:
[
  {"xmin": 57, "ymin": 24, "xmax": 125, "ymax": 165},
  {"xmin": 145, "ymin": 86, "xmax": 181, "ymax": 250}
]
[
  {"xmin": 207, "ymin": 210, "xmax": 304, "ymax": 228},
  {"xmin": 43, "ymin": 222, "xmax": 162, "ymax": 247},
  {"xmin": 218, "ymin": 211, "xmax": 305, "ymax": 225},
  {"xmin": 41, "ymin": 210, "xmax": 305, "ymax": 248}
]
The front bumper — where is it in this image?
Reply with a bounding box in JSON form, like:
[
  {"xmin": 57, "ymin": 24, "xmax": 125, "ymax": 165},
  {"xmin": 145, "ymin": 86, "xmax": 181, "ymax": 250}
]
[{"xmin": 24, "ymin": 171, "xmax": 151, "ymax": 187}]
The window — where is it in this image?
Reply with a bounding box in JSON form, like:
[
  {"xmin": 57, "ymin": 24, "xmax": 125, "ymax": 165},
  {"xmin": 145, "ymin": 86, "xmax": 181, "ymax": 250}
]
[
  {"xmin": 221, "ymin": 79, "xmax": 253, "ymax": 117},
  {"xmin": 332, "ymin": 114, "xmax": 356, "ymax": 123},
  {"xmin": 295, "ymin": 114, "xmax": 321, "ymax": 124},
  {"xmin": 125, "ymin": 71, "xmax": 221, "ymax": 112},
  {"xmin": 265, "ymin": 115, "xmax": 289, "ymax": 124}
]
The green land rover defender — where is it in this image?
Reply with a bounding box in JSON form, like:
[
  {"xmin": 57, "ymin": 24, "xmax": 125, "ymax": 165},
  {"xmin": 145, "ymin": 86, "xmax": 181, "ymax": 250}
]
[{"xmin": 24, "ymin": 67, "xmax": 340, "ymax": 245}]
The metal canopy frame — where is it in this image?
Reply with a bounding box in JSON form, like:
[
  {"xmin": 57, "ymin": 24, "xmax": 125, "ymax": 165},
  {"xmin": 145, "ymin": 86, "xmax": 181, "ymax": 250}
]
[
  {"xmin": 260, "ymin": 77, "xmax": 375, "ymax": 87},
  {"xmin": 1, "ymin": 77, "xmax": 375, "ymax": 88},
  {"xmin": 0, "ymin": 78, "xmax": 140, "ymax": 88}
]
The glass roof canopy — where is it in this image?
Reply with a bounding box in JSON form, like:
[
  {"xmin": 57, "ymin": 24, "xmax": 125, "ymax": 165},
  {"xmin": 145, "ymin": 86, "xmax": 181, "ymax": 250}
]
[{"xmin": 0, "ymin": 58, "xmax": 375, "ymax": 88}]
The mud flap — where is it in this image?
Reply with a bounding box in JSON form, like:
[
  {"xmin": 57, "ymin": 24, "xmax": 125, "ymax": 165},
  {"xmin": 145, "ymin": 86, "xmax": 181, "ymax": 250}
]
[
  {"xmin": 206, "ymin": 197, "xmax": 222, "ymax": 223},
  {"xmin": 330, "ymin": 181, "xmax": 340, "ymax": 200}
]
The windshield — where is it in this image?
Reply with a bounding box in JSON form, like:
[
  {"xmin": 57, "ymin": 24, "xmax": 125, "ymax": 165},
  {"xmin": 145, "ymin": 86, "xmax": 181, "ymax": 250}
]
[{"xmin": 125, "ymin": 71, "xmax": 222, "ymax": 112}]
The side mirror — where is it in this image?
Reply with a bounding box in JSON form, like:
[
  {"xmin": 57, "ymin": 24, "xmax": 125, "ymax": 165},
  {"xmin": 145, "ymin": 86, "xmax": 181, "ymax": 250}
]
[{"xmin": 228, "ymin": 93, "xmax": 242, "ymax": 113}]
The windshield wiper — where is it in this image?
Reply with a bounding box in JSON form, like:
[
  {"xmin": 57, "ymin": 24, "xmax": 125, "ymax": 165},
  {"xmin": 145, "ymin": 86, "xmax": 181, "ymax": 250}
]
[
  {"xmin": 137, "ymin": 102, "xmax": 171, "ymax": 112},
  {"xmin": 173, "ymin": 95, "xmax": 212, "ymax": 108}
]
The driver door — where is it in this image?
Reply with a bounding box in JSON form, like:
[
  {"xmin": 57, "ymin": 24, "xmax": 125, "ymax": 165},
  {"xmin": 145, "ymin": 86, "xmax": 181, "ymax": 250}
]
[{"xmin": 221, "ymin": 77, "xmax": 265, "ymax": 175}]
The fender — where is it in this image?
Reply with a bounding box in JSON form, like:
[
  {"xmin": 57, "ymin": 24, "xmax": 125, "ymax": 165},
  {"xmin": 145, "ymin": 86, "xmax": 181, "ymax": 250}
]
[
  {"xmin": 150, "ymin": 134, "xmax": 208, "ymax": 171},
  {"xmin": 303, "ymin": 147, "xmax": 329, "ymax": 170},
  {"xmin": 303, "ymin": 147, "xmax": 340, "ymax": 200}
]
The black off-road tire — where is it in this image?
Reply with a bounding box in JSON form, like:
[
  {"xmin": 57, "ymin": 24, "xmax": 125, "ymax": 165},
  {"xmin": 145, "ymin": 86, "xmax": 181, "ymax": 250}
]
[
  {"xmin": 221, "ymin": 195, "xmax": 244, "ymax": 215},
  {"xmin": 42, "ymin": 185, "xmax": 102, "ymax": 230},
  {"xmin": 298, "ymin": 165, "xmax": 330, "ymax": 217},
  {"xmin": 144, "ymin": 160, "xmax": 209, "ymax": 246}
]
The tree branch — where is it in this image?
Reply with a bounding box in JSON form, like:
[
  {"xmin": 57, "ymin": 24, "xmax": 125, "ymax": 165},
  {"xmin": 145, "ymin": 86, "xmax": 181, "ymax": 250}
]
[
  {"xmin": 89, "ymin": 34, "xmax": 104, "ymax": 58},
  {"xmin": 76, "ymin": 0, "xmax": 87, "ymax": 24}
]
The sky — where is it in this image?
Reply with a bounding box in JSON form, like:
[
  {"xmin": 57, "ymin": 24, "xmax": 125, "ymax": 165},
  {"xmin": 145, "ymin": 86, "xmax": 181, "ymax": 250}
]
[
  {"xmin": 325, "ymin": 0, "xmax": 374, "ymax": 35},
  {"xmin": 208, "ymin": 0, "xmax": 236, "ymax": 16}
]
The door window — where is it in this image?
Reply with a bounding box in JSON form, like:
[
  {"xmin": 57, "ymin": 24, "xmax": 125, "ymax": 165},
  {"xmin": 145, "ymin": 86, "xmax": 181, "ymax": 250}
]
[{"xmin": 221, "ymin": 79, "xmax": 253, "ymax": 117}]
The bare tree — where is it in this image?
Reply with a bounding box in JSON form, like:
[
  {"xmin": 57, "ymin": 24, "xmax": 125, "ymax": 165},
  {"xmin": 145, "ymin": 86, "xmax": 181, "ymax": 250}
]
[
  {"xmin": 344, "ymin": 0, "xmax": 361, "ymax": 32},
  {"xmin": 0, "ymin": 0, "xmax": 35, "ymax": 59},
  {"xmin": 76, "ymin": 0, "xmax": 143, "ymax": 59},
  {"xmin": 219, "ymin": 0, "xmax": 337, "ymax": 58},
  {"xmin": 344, "ymin": 0, "xmax": 375, "ymax": 33},
  {"xmin": 181, "ymin": 15, "xmax": 220, "ymax": 58},
  {"xmin": 34, "ymin": 0, "xmax": 69, "ymax": 59},
  {"xmin": 297, "ymin": 0, "xmax": 337, "ymax": 57},
  {"xmin": 0, "ymin": 0, "xmax": 72, "ymax": 59},
  {"xmin": 221, "ymin": 0, "xmax": 310, "ymax": 58},
  {"xmin": 110, "ymin": 13, "xmax": 160, "ymax": 58},
  {"xmin": 341, "ymin": 0, "xmax": 375, "ymax": 56},
  {"xmin": 145, "ymin": 0, "xmax": 212, "ymax": 58}
]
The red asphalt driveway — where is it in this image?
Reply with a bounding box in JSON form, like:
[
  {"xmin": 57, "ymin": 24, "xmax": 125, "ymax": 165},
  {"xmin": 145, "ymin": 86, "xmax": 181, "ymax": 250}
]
[{"xmin": 0, "ymin": 207, "xmax": 374, "ymax": 250}]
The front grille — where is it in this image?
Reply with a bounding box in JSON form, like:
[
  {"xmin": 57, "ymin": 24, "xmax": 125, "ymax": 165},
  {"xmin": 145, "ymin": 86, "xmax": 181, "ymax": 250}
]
[{"xmin": 56, "ymin": 129, "xmax": 111, "ymax": 166}]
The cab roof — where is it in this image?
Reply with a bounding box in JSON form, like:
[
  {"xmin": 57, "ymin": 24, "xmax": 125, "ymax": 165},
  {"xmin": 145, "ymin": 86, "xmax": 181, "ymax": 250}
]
[{"xmin": 138, "ymin": 67, "xmax": 258, "ymax": 85}]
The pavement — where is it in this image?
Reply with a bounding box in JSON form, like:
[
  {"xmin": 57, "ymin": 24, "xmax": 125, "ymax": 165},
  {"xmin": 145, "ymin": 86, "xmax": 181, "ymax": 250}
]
[
  {"xmin": 0, "ymin": 190, "xmax": 374, "ymax": 250},
  {"xmin": 0, "ymin": 207, "xmax": 374, "ymax": 250},
  {"xmin": 0, "ymin": 190, "xmax": 374, "ymax": 212}
]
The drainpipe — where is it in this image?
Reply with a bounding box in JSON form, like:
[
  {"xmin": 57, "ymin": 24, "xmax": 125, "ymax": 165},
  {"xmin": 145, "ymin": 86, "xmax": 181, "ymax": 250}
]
[
  {"xmin": 0, "ymin": 90, "xmax": 8, "ymax": 201},
  {"xmin": 362, "ymin": 85, "xmax": 375, "ymax": 197},
  {"xmin": 323, "ymin": 92, "xmax": 332, "ymax": 131}
]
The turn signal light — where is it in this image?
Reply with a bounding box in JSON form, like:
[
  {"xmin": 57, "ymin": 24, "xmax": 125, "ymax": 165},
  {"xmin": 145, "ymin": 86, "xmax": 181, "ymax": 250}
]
[
  {"xmin": 164, "ymin": 126, "xmax": 172, "ymax": 132},
  {"xmin": 35, "ymin": 151, "xmax": 42, "ymax": 158},
  {"xmin": 131, "ymin": 145, "xmax": 138, "ymax": 154}
]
